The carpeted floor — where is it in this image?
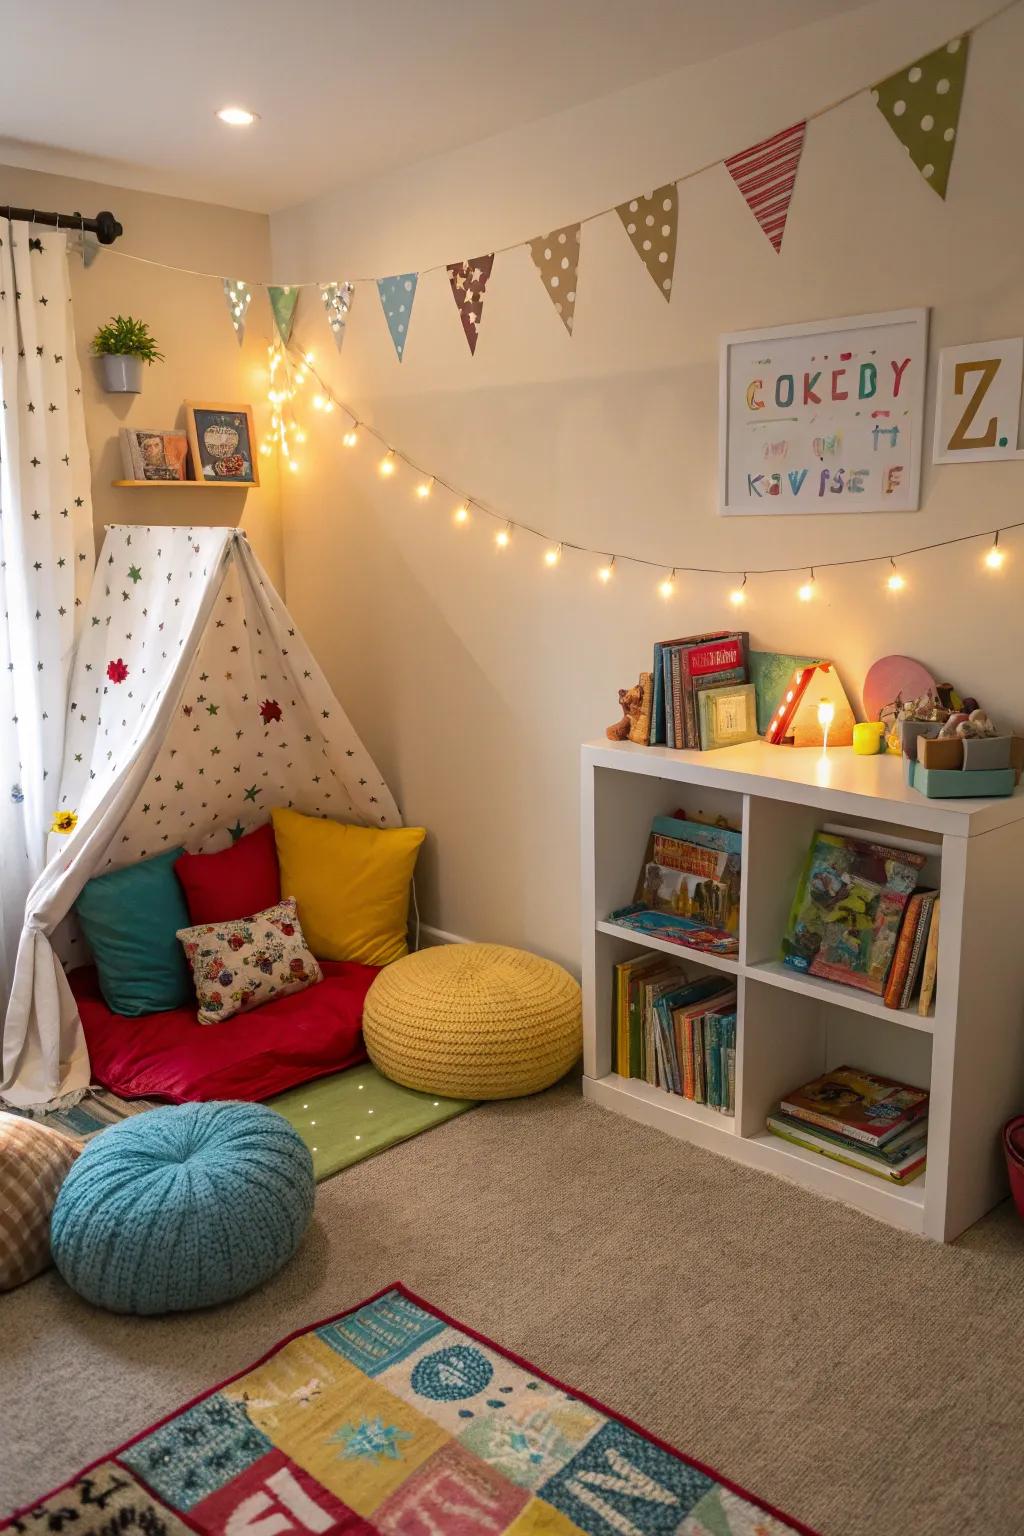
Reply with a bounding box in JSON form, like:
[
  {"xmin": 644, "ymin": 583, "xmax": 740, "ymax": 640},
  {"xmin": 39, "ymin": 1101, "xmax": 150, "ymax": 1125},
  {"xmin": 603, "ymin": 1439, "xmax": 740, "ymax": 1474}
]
[{"xmin": 4, "ymin": 1075, "xmax": 1023, "ymax": 1534}]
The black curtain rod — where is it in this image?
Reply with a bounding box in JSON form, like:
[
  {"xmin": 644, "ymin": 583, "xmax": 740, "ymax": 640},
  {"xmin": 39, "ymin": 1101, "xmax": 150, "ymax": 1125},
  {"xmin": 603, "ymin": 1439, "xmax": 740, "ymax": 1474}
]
[{"xmin": 0, "ymin": 207, "xmax": 123, "ymax": 244}]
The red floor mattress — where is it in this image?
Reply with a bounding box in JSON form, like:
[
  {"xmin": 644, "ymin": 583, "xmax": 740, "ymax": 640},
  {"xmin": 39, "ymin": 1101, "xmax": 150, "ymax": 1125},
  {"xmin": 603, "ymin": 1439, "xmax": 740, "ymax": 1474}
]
[{"xmin": 70, "ymin": 960, "xmax": 376, "ymax": 1102}]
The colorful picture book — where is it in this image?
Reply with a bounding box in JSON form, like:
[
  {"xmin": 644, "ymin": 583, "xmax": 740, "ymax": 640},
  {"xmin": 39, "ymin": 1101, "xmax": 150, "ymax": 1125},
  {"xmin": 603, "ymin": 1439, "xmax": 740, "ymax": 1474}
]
[
  {"xmin": 766, "ymin": 1111, "xmax": 927, "ymax": 1183},
  {"xmin": 883, "ymin": 888, "xmax": 938, "ymax": 1010},
  {"xmin": 779, "ymin": 1065, "xmax": 928, "ymax": 1148},
  {"xmin": 607, "ymin": 810, "xmax": 742, "ymax": 957},
  {"xmin": 613, "ymin": 956, "xmax": 736, "ymax": 1112},
  {"xmin": 650, "ymin": 631, "xmax": 750, "ymax": 750},
  {"xmin": 781, "ymin": 831, "xmax": 925, "ymax": 994}
]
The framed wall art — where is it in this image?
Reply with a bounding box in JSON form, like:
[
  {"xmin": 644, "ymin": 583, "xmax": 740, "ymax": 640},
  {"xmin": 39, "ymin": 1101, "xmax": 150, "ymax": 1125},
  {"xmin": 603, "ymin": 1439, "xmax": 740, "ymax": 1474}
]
[
  {"xmin": 719, "ymin": 308, "xmax": 928, "ymax": 516},
  {"xmin": 185, "ymin": 401, "xmax": 259, "ymax": 486},
  {"xmin": 933, "ymin": 336, "xmax": 1024, "ymax": 463}
]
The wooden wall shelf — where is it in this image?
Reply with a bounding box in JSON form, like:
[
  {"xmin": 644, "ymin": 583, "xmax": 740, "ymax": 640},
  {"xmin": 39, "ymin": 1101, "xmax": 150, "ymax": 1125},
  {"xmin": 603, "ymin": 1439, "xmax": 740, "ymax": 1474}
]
[{"xmin": 112, "ymin": 480, "xmax": 250, "ymax": 489}]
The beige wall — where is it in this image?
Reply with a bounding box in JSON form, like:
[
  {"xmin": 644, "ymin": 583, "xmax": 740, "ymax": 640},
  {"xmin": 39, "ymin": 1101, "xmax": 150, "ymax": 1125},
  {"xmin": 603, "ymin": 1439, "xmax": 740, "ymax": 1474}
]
[
  {"xmin": 269, "ymin": 0, "xmax": 1024, "ymax": 969},
  {"xmin": 0, "ymin": 163, "xmax": 282, "ymax": 583}
]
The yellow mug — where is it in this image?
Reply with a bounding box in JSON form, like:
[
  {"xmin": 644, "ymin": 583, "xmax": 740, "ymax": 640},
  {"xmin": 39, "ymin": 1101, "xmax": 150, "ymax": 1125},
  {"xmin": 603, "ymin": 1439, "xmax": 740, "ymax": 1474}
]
[{"xmin": 853, "ymin": 721, "xmax": 886, "ymax": 755}]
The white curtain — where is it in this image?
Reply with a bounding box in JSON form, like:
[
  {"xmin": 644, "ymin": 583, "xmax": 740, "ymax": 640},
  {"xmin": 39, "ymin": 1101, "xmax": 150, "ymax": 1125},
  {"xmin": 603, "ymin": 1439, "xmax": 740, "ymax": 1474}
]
[{"xmin": 0, "ymin": 226, "xmax": 93, "ymax": 1010}]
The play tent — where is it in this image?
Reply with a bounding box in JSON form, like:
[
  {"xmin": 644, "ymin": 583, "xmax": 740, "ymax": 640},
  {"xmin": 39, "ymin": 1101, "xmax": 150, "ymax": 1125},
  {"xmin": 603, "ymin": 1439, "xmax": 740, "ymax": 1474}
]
[{"xmin": 1, "ymin": 524, "xmax": 401, "ymax": 1110}]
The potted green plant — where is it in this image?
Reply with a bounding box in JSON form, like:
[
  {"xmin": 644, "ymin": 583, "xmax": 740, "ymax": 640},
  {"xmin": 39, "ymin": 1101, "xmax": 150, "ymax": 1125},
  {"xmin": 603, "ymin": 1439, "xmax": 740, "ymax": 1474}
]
[{"xmin": 92, "ymin": 315, "xmax": 164, "ymax": 394}]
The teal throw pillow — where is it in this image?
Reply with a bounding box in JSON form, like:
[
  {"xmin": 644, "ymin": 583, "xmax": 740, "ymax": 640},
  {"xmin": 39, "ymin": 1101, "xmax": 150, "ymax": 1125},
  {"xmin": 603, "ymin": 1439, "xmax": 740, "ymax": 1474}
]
[{"xmin": 75, "ymin": 848, "xmax": 193, "ymax": 1016}]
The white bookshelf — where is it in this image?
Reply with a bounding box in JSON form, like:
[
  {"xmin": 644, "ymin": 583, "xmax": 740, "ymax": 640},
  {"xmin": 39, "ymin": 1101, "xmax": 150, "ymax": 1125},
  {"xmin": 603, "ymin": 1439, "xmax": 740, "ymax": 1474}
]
[{"xmin": 580, "ymin": 738, "xmax": 1024, "ymax": 1241}]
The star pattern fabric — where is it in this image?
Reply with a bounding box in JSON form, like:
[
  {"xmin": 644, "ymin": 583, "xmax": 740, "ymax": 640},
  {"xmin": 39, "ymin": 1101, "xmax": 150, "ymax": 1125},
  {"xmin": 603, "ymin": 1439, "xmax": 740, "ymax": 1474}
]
[
  {"xmin": 2, "ymin": 526, "xmax": 401, "ymax": 1111},
  {"xmin": 0, "ymin": 224, "xmax": 93, "ymax": 1012},
  {"xmin": 446, "ymin": 254, "xmax": 495, "ymax": 356}
]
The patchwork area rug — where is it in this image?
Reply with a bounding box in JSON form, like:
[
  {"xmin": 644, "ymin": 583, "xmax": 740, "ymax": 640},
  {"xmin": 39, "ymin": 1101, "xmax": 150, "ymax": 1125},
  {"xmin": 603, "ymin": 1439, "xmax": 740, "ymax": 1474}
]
[
  {"xmin": 3, "ymin": 1284, "xmax": 818, "ymax": 1536},
  {"xmin": 11, "ymin": 1069, "xmax": 473, "ymax": 1182}
]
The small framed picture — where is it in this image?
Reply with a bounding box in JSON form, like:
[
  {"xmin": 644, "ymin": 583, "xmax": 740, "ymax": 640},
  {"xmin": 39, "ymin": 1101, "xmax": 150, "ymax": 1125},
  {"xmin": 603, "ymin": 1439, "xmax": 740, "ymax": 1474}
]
[
  {"xmin": 184, "ymin": 401, "xmax": 259, "ymax": 486},
  {"xmin": 698, "ymin": 682, "xmax": 758, "ymax": 751},
  {"xmin": 119, "ymin": 427, "xmax": 189, "ymax": 481}
]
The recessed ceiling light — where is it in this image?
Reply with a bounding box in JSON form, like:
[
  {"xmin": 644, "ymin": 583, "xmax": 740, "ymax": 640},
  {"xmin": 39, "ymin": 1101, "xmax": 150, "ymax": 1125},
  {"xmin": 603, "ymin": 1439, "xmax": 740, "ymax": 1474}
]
[{"xmin": 217, "ymin": 106, "xmax": 258, "ymax": 126}]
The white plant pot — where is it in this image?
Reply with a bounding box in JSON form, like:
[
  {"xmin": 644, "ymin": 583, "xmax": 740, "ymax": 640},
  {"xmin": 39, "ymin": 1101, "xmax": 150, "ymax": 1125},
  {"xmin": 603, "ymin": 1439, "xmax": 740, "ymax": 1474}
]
[{"xmin": 99, "ymin": 354, "xmax": 144, "ymax": 393}]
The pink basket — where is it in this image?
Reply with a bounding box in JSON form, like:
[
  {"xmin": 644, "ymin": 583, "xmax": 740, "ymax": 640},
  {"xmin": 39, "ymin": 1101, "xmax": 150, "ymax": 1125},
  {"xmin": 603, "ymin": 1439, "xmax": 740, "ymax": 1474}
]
[{"xmin": 1003, "ymin": 1116, "xmax": 1024, "ymax": 1220}]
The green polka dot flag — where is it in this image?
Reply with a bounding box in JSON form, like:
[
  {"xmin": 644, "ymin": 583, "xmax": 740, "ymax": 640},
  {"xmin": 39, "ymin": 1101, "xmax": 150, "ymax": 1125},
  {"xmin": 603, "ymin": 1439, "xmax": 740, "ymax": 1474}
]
[{"xmin": 872, "ymin": 34, "xmax": 969, "ymax": 200}]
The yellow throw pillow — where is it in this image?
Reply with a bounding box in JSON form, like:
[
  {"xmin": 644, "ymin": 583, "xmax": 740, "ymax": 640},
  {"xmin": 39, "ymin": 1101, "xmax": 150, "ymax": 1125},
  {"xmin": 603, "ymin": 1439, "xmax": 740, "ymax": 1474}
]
[{"xmin": 271, "ymin": 808, "xmax": 426, "ymax": 967}]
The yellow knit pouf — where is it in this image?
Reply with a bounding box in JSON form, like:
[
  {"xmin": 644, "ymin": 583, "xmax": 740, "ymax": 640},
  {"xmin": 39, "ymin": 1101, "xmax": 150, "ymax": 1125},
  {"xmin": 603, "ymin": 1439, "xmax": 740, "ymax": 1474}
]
[{"xmin": 363, "ymin": 943, "xmax": 581, "ymax": 1099}]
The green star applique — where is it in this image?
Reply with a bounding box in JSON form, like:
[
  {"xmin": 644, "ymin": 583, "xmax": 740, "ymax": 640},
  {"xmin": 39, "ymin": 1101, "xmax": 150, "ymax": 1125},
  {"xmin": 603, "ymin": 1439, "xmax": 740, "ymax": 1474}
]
[
  {"xmin": 127, "ymin": 564, "xmax": 142, "ymax": 584},
  {"xmin": 228, "ymin": 820, "xmax": 245, "ymax": 842},
  {"xmin": 243, "ymin": 784, "xmax": 260, "ymax": 802},
  {"xmin": 207, "ymin": 703, "xmax": 219, "ymax": 716}
]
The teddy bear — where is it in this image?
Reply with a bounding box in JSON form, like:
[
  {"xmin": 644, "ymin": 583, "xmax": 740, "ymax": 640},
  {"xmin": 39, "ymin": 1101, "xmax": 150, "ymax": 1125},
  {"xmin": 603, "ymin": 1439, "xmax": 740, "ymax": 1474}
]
[{"xmin": 607, "ymin": 679, "xmax": 648, "ymax": 742}]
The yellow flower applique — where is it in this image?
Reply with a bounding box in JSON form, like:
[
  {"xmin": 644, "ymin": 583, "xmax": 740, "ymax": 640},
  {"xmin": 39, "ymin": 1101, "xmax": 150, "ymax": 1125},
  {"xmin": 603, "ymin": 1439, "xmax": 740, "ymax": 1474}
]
[{"xmin": 51, "ymin": 810, "xmax": 78, "ymax": 834}]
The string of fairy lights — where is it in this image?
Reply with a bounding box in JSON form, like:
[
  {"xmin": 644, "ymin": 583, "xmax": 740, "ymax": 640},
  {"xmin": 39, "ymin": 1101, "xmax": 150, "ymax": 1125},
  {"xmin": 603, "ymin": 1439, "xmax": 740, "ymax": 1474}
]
[{"xmin": 262, "ymin": 336, "xmax": 1020, "ymax": 606}]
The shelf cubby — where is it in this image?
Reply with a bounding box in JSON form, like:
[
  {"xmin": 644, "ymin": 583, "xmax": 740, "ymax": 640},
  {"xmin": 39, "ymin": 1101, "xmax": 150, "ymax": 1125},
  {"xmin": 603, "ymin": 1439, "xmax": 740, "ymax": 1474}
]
[{"xmin": 580, "ymin": 737, "xmax": 1024, "ymax": 1240}]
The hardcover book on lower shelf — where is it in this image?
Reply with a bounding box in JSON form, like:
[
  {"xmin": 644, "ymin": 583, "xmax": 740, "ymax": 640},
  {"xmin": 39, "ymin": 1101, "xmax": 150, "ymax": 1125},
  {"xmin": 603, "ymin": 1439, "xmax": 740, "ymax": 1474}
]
[
  {"xmin": 613, "ymin": 957, "xmax": 736, "ymax": 1111},
  {"xmin": 767, "ymin": 1064, "xmax": 928, "ymax": 1184}
]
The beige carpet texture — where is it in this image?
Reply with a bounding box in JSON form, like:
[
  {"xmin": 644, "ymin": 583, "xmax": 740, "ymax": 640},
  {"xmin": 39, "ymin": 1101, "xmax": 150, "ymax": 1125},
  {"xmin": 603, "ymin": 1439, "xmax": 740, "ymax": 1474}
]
[{"xmin": 3, "ymin": 1076, "xmax": 1024, "ymax": 1534}]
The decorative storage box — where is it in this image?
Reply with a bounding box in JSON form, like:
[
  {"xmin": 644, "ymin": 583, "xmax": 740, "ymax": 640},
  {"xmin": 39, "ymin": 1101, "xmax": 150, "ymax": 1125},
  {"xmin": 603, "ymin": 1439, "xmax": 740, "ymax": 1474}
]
[{"xmin": 905, "ymin": 759, "xmax": 1016, "ymax": 798}]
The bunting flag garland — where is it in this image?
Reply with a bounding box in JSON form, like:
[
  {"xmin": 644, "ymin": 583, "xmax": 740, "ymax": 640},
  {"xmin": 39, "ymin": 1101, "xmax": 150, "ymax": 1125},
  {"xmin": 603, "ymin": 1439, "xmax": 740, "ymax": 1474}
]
[
  {"xmin": 268, "ymin": 284, "xmax": 300, "ymax": 344},
  {"xmin": 222, "ymin": 278, "xmax": 252, "ymax": 344},
  {"xmin": 725, "ymin": 121, "xmax": 806, "ymax": 253},
  {"xmin": 320, "ymin": 281, "xmax": 355, "ymax": 350},
  {"xmin": 446, "ymin": 253, "xmax": 495, "ymax": 355},
  {"xmin": 528, "ymin": 223, "xmax": 581, "ymax": 334},
  {"xmin": 872, "ymin": 35, "xmax": 969, "ymax": 198},
  {"xmin": 376, "ymin": 272, "xmax": 418, "ymax": 361},
  {"xmin": 615, "ymin": 185, "xmax": 677, "ymax": 301}
]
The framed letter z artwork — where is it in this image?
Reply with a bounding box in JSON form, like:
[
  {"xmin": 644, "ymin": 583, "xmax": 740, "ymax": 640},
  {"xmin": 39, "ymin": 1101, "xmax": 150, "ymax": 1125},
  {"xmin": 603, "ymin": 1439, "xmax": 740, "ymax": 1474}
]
[{"xmin": 933, "ymin": 337, "xmax": 1024, "ymax": 463}]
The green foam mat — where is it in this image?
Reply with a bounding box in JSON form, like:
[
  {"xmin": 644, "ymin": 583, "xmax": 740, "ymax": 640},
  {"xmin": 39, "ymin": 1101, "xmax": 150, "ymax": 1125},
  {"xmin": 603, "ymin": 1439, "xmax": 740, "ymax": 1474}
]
[{"xmin": 268, "ymin": 1063, "xmax": 475, "ymax": 1181}]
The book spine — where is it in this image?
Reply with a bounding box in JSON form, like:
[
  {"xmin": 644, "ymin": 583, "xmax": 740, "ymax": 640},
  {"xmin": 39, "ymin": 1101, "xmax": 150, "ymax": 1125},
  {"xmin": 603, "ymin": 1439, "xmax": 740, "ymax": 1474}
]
[
  {"xmin": 918, "ymin": 897, "xmax": 941, "ymax": 1016},
  {"xmin": 671, "ymin": 649, "xmax": 686, "ymax": 749},
  {"xmin": 682, "ymin": 1016, "xmax": 694, "ymax": 1099},
  {"xmin": 651, "ymin": 644, "xmax": 664, "ymax": 745},
  {"xmin": 884, "ymin": 894, "xmax": 922, "ymax": 1009},
  {"xmin": 664, "ymin": 648, "xmax": 677, "ymax": 748},
  {"xmin": 767, "ymin": 1122, "xmax": 927, "ymax": 1183},
  {"xmin": 707, "ymin": 1014, "xmax": 721, "ymax": 1108},
  {"xmin": 901, "ymin": 893, "xmax": 936, "ymax": 1009}
]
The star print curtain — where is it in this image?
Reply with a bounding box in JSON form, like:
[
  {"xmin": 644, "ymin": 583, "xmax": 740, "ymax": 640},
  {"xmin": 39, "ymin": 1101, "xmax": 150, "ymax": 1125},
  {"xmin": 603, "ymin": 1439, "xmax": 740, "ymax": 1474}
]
[
  {"xmin": 0, "ymin": 224, "xmax": 93, "ymax": 1024},
  {"xmin": 1, "ymin": 525, "xmax": 401, "ymax": 1110}
]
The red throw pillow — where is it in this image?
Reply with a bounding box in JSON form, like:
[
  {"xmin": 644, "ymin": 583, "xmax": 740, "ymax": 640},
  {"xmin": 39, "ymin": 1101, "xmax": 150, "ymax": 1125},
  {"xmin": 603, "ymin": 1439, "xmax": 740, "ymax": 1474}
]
[{"xmin": 174, "ymin": 823, "xmax": 281, "ymax": 926}]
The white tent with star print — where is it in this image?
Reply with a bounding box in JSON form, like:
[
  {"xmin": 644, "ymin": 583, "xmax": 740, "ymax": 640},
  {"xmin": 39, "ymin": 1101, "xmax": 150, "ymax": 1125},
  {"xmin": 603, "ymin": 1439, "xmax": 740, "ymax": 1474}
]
[{"xmin": 0, "ymin": 524, "xmax": 402, "ymax": 1110}]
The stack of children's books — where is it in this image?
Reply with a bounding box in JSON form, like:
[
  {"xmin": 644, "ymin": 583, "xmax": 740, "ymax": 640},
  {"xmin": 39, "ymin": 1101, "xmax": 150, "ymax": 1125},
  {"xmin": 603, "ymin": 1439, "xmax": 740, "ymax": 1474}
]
[
  {"xmin": 613, "ymin": 955, "xmax": 737, "ymax": 1113},
  {"xmin": 647, "ymin": 630, "xmax": 752, "ymax": 750},
  {"xmin": 781, "ymin": 829, "xmax": 939, "ymax": 1013},
  {"xmin": 607, "ymin": 809, "xmax": 741, "ymax": 957},
  {"xmin": 767, "ymin": 1065, "xmax": 928, "ymax": 1184}
]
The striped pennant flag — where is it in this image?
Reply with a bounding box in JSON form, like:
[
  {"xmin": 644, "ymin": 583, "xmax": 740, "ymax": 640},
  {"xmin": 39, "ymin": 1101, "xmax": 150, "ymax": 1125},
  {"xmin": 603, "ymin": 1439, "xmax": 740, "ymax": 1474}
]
[{"xmin": 725, "ymin": 121, "xmax": 806, "ymax": 253}]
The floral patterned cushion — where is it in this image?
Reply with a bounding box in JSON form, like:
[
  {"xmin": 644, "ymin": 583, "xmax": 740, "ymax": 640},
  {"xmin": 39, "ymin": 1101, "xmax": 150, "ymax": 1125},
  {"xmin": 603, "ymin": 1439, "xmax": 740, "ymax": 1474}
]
[{"xmin": 176, "ymin": 898, "xmax": 322, "ymax": 1025}]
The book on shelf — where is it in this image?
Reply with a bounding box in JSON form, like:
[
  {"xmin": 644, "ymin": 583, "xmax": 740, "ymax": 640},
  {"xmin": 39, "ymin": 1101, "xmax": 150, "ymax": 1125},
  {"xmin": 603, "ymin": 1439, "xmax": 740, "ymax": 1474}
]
[
  {"xmin": 779, "ymin": 1065, "xmax": 928, "ymax": 1149},
  {"xmin": 612, "ymin": 958, "xmax": 736, "ymax": 1110},
  {"xmin": 766, "ymin": 1113, "xmax": 927, "ymax": 1184},
  {"xmin": 649, "ymin": 632, "xmax": 749, "ymax": 749},
  {"xmin": 918, "ymin": 896, "xmax": 941, "ymax": 1016},
  {"xmin": 781, "ymin": 830, "xmax": 926, "ymax": 995},
  {"xmin": 607, "ymin": 904, "xmax": 739, "ymax": 957},
  {"xmin": 884, "ymin": 889, "xmax": 938, "ymax": 1010}
]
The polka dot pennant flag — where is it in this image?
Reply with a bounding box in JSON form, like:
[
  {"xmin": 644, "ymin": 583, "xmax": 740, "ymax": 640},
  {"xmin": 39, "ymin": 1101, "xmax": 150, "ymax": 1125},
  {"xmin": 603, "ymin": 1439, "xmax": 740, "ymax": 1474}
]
[
  {"xmin": 872, "ymin": 35, "xmax": 968, "ymax": 199},
  {"xmin": 320, "ymin": 281, "xmax": 355, "ymax": 350},
  {"xmin": 725, "ymin": 121, "xmax": 806, "ymax": 254},
  {"xmin": 376, "ymin": 272, "xmax": 418, "ymax": 362},
  {"xmin": 528, "ymin": 223, "xmax": 581, "ymax": 334},
  {"xmin": 221, "ymin": 277, "xmax": 252, "ymax": 345},
  {"xmin": 615, "ymin": 184, "xmax": 677, "ymax": 302},
  {"xmin": 268, "ymin": 284, "xmax": 300, "ymax": 345},
  {"xmin": 446, "ymin": 253, "xmax": 495, "ymax": 356}
]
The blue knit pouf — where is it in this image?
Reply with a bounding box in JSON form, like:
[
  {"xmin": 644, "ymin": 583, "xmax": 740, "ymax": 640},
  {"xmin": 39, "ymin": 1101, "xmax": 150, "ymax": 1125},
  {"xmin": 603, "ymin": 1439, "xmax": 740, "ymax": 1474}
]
[{"xmin": 50, "ymin": 1102, "xmax": 314, "ymax": 1315}]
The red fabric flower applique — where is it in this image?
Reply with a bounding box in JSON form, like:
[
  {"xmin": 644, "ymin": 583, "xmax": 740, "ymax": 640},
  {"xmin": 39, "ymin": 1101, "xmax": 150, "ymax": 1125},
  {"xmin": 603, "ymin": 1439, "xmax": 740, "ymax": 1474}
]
[
  {"xmin": 259, "ymin": 699, "xmax": 283, "ymax": 724},
  {"xmin": 106, "ymin": 658, "xmax": 129, "ymax": 684}
]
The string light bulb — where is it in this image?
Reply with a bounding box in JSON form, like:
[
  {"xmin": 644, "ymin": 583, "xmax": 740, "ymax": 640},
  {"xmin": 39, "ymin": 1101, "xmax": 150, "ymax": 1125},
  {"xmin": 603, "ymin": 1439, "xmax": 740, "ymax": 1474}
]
[
  {"xmin": 495, "ymin": 523, "xmax": 512, "ymax": 549},
  {"xmin": 797, "ymin": 570, "xmax": 815, "ymax": 602},
  {"xmin": 453, "ymin": 500, "xmax": 471, "ymax": 524},
  {"xmin": 342, "ymin": 424, "xmax": 359, "ymax": 448},
  {"xmin": 312, "ymin": 394, "xmax": 325, "ymax": 411},
  {"xmin": 416, "ymin": 476, "xmax": 435, "ymax": 500},
  {"xmin": 544, "ymin": 544, "xmax": 562, "ymax": 567},
  {"xmin": 598, "ymin": 556, "xmax": 616, "ymax": 584},
  {"xmin": 379, "ymin": 450, "xmax": 396, "ymax": 477},
  {"xmin": 886, "ymin": 558, "xmax": 905, "ymax": 593},
  {"xmin": 984, "ymin": 531, "xmax": 1006, "ymax": 570},
  {"xmin": 658, "ymin": 569, "xmax": 677, "ymax": 600},
  {"xmin": 729, "ymin": 574, "xmax": 748, "ymax": 607}
]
